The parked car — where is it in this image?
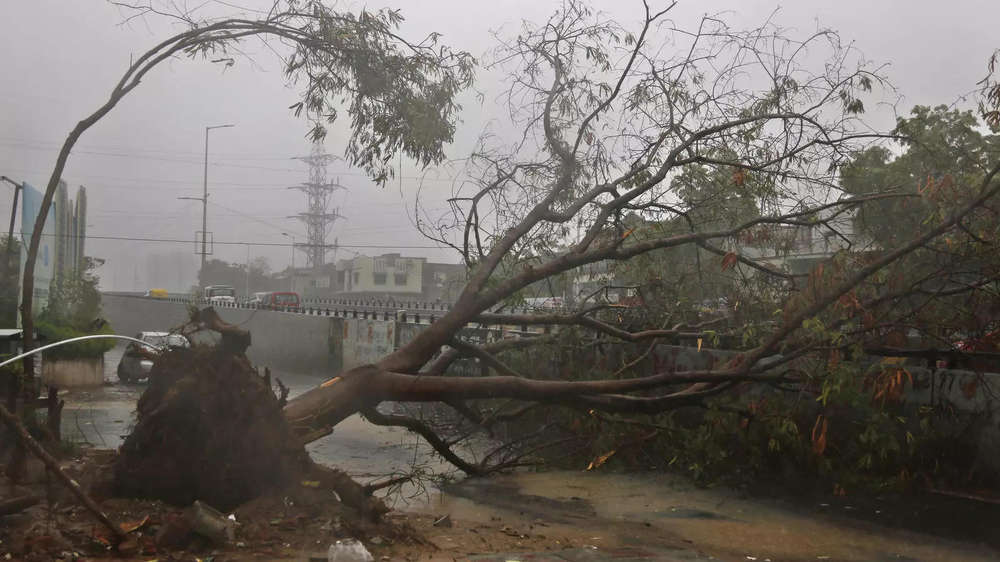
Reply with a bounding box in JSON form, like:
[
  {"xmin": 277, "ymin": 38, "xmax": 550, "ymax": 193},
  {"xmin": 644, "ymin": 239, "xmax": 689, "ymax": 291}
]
[
  {"xmin": 248, "ymin": 291, "xmax": 269, "ymax": 306},
  {"xmin": 117, "ymin": 332, "xmax": 189, "ymax": 383},
  {"xmin": 260, "ymin": 291, "xmax": 301, "ymax": 310}
]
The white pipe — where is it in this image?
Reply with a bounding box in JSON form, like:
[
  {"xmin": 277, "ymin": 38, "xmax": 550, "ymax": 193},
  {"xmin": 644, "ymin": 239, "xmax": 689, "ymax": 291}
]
[{"xmin": 0, "ymin": 335, "xmax": 166, "ymax": 370}]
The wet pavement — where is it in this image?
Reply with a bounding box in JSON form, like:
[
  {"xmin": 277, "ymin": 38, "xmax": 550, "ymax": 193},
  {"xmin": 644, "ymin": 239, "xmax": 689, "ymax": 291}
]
[
  {"xmin": 60, "ymin": 346, "xmax": 443, "ymax": 485},
  {"xmin": 55, "ymin": 348, "xmax": 1000, "ymax": 561}
]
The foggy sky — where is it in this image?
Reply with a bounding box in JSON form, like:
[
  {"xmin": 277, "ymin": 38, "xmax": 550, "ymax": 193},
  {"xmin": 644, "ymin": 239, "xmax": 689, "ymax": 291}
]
[{"xmin": 1, "ymin": 0, "xmax": 996, "ymax": 292}]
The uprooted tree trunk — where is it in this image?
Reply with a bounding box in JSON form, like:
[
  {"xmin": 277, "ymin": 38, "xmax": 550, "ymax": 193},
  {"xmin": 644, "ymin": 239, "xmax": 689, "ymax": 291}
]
[{"xmin": 112, "ymin": 327, "xmax": 386, "ymax": 520}]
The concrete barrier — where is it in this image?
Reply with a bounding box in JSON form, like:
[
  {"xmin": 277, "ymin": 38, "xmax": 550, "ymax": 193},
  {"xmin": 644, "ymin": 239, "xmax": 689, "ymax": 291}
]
[
  {"xmin": 102, "ymin": 294, "xmax": 340, "ymax": 375},
  {"xmin": 42, "ymin": 357, "xmax": 104, "ymax": 387}
]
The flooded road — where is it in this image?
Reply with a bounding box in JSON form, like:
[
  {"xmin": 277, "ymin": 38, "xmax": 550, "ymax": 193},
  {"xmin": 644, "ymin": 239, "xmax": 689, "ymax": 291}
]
[{"xmin": 57, "ymin": 349, "xmax": 999, "ymax": 561}]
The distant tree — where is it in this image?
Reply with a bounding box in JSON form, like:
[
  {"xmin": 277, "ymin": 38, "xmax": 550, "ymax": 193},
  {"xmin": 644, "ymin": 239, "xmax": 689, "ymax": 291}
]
[
  {"xmin": 44, "ymin": 257, "xmax": 107, "ymax": 331},
  {"xmin": 837, "ymin": 105, "xmax": 1000, "ymax": 351},
  {"xmin": 36, "ymin": 257, "xmax": 116, "ymax": 361},
  {"xmin": 841, "ymin": 105, "xmax": 1000, "ymax": 244},
  {"xmin": 197, "ymin": 259, "xmax": 240, "ymax": 290},
  {"xmin": 198, "ymin": 257, "xmax": 283, "ymax": 294},
  {"xmin": 980, "ymin": 48, "xmax": 1000, "ymax": 131},
  {"xmin": 249, "ymin": 257, "xmax": 272, "ymax": 278}
]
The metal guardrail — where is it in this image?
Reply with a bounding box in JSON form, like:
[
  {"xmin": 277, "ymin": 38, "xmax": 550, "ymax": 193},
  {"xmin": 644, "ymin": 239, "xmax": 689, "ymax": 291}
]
[
  {"xmin": 101, "ymin": 293, "xmax": 555, "ymax": 326},
  {"xmin": 101, "ymin": 293, "xmax": 459, "ymax": 326}
]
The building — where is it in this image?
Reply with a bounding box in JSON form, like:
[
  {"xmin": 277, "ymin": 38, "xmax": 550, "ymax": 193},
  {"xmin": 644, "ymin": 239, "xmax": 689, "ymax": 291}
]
[
  {"xmin": 740, "ymin": 209, "xmax": 865, "ymax": 275},
  {"xmin": 291, "ymin": 252, "xmax": 466, "ymax": 302},
  {"xmin": 18, "ymin": 180, "xmax": 87, "ymax": 315},
  {"xmin": 53, "ymin": 181, "xmax": 87, "ymax": 279},
  {"xmin": 340, "ymin": 253, "xmax": 424, "ymax": 296}
]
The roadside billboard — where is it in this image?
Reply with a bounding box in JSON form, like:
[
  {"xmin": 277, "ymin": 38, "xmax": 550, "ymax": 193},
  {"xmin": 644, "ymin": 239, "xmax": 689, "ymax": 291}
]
[{"xmin": 19, "ymin": 182, "xmax": 55, "ymax": 318}]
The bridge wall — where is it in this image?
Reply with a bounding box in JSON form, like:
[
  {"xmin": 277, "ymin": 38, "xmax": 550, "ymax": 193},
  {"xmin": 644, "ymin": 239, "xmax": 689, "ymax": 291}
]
[{"xmin": 102, "ymin": 294, "xmax": 338, "ymax": 374}]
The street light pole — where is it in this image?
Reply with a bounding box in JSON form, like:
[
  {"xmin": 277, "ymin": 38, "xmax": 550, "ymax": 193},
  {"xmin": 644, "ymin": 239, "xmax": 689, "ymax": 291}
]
[
  {"xmin": 282, "ymin": 232, "xmax": 295, "ymax": 292},
  {"xmin": 199, "ymin": 124, "xmax": 234, "ymax": 272}
]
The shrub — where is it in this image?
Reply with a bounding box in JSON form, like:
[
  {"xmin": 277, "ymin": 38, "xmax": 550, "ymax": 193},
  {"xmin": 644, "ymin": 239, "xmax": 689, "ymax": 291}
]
[{"xmin": 36, "ymin": 320, "xmax": 116, "ymax": 360}]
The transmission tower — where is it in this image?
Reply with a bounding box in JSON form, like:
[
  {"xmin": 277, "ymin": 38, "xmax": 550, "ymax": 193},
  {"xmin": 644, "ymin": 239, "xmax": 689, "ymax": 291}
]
[{"xmin": 289, "ymin": 142, "xmax": 345, "ymax": 269}]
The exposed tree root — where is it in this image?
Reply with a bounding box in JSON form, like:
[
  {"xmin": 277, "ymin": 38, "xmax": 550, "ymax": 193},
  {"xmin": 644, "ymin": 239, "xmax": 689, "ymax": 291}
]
[{"xmin": 112, "ymin": 342, "xmax": 385, "ymax": 520}]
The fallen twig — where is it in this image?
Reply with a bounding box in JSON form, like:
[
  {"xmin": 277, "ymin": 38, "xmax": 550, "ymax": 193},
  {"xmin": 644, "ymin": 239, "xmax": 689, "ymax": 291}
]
[
  {"xmin": 0, "ymin": 494, "xmax": 39, "ymax": 515},
  {"xmin": 364, "ymin": 474, "xmax": 414, "ymax": 494},
  {"xmin": 0, "ymin": 404, "xmax": 126, "ymax": 542}
]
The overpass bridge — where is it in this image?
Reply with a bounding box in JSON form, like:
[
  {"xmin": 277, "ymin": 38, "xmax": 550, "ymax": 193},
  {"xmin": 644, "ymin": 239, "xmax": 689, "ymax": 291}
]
[{"xmin": 99, "ymin": 293, "xmax": 557, "ymax": 376}]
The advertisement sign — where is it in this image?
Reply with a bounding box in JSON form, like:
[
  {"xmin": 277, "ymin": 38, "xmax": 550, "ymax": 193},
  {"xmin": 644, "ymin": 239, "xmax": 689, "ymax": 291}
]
[{"xmin": 19, "ymin": 182, "xmax": 54, "ymax": 317}]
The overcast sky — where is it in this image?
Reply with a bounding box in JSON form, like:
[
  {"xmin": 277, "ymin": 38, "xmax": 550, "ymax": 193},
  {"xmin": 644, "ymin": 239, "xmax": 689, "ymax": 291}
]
[{"xmin": 1, "ymin": 0, "xmax": 997, "ymax": 291}]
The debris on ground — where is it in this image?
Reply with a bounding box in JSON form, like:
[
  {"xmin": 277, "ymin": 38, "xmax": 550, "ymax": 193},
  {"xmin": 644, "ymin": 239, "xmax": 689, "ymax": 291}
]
[{"xmin": 327, "ymin": 537, "xmax": 374, "ymax": 561}]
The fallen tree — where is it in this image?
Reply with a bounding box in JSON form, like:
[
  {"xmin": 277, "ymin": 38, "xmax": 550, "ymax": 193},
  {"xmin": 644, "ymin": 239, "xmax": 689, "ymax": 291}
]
[
  {"xmin": 281, "ymin": 2, "xmax": 1000, "ymax": 478},
  {"xmin": 17, "ymin": 0, "xmax": 1000, "ymax": 501}
]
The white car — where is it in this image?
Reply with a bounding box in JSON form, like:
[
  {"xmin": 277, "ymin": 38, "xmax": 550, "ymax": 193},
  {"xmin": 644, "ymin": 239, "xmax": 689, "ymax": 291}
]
[{"xmin": 116, "ymin": 332, "xmax": 189, "ymax": 383}]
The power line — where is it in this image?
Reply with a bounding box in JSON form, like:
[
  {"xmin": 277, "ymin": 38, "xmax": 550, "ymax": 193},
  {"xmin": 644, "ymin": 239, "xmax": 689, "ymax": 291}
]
[
  {"xmin": 22, "ymin": 231, "xmax": 442, "ymax": 249},
  {"xmin": 206, "ymin": 200, "xmax": 305, "ymax": 238},
  {"xmin": 0, "ymin": 167, "xmax": 289, "ymax": 189},
  {"xmin": 0, "ymin": 138, "xmax": 464, "ymax": 182},
  {"xmin": 0, "ymin": 141, "xmax": 305, "ymax": 173}
]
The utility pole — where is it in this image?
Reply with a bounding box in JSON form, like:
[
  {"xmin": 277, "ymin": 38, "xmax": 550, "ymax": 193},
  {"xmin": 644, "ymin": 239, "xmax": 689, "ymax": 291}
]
[
  {"xmin": 1, "ymin": 176, "xmax": 22, "ymax": 323},
  {"xmin": 182, "ymin": 124, "xmax": 234, "ymax": 277},
  {"xmin": 282, "ymin": 233, "xmax": 296, "ymax": 291},
  {"xmin": 1, "ymin": 176, "xmax": 21, "ymax": 250}
]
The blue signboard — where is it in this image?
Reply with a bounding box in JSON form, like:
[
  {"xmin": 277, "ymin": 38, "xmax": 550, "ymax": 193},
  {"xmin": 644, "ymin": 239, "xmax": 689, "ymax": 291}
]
[{"xmin": 19, "ymin": 182, "xmax": 55, "ymax": 317}]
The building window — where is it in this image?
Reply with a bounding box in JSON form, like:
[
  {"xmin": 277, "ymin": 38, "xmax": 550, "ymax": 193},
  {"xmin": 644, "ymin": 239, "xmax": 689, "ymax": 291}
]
[
  {"xmin": 353, "ymin": 272, "xmax": 360, "ymax": 285},
  {"xmin": 394, "ymin": 273, "xmax": 407, "ymax": 285},
  {"xmin": 374, "ymin": 272, "xmax": 387, "ymax": 285}
]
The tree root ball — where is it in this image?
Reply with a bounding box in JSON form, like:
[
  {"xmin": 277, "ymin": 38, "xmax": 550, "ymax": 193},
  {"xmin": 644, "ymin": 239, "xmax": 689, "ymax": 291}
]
[{"xmin": 113, "ymin": 348, "xmax": 309, "ymax": 511}]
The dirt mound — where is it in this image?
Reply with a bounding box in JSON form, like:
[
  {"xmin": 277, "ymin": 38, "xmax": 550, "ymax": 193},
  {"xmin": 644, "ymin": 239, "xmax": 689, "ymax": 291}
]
[{"xmin": 113, "ymin": 347, "xmax": 309, "ymax": 511}]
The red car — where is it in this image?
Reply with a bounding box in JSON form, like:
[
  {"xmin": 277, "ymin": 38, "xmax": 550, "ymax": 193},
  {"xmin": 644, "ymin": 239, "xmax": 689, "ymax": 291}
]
[{"xmin": 260, "ymin": 291, "xmax": 301, "ymax": 310}]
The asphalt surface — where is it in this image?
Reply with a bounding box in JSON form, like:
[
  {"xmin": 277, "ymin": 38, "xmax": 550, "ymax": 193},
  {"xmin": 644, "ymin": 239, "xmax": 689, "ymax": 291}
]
[{"xmin": 59, "ymin": 346, "xmax": 448, "ymax": 487}]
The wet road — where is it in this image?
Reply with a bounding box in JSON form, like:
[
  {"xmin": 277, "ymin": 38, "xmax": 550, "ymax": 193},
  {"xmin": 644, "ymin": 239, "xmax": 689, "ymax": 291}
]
[
  {"xmin": 58, "ymin": 348, "xmax": 1000, "ymax": 561},
  {"xmin": 60, "ymin": 346, "xmax": 446, "ymax": 490}
]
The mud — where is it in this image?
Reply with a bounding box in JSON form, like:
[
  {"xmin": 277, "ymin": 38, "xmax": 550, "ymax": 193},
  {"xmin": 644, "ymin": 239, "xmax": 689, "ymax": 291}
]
[{"xmin": 421, "ymin": 471, "xmax": 999, "ymax": 561}]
